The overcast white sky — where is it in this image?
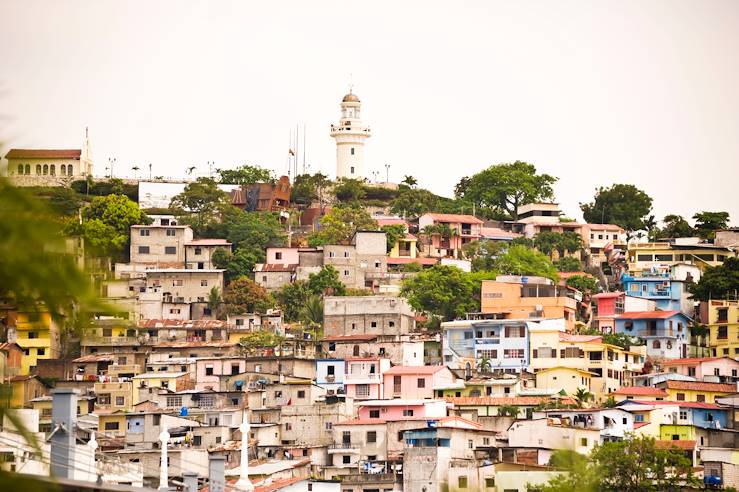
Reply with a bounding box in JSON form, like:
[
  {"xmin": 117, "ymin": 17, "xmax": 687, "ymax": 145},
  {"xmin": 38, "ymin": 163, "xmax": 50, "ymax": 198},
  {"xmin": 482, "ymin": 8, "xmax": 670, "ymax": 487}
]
[{"xmin": 1, "ymin": 0, "xmax": 738, "ymax": 224}]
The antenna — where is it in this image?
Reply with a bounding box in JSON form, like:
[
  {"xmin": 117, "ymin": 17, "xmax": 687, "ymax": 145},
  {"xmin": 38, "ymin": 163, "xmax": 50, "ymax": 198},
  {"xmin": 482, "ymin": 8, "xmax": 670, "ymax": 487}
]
[{"xmin": 302, "ymin": 123, "xmax": 306, "ymax": 175}]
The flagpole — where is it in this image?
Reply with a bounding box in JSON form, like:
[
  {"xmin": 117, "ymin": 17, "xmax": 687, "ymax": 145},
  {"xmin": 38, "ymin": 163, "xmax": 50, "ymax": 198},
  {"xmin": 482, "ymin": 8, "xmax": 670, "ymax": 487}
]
[{"xmin": 302, "ymin": 124, "xmax": 306, "ymax": 175}]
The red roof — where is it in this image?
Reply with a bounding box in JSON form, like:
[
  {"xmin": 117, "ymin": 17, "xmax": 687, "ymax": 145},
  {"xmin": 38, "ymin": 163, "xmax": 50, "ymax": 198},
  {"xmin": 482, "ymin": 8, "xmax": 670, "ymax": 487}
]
[
  {"xmin": 423, "ymin": 213, "xmax": 483, "ymax": 224},
  {"xmin": 322, "ymin": 334, "xmax": 378, "ymax": 342},
  {"xmin": 445, "ymin": 396, "xmax": 576, "ymax": 406},
  {"xmin": 592, "ymin": 292, "xmax": 623, "ymax": 299},
  {"xmin": 559, "ymin": 332, "xmax": 602, "ymax": 343},
  {"xmin": 661, "ymin": 357, "xmax": 728, "ymax": 366},
  {"xmin": 629, "ymin": 400, "xmax": 723, "ymax": 410},
  {"xmin": 5, "ymin": 149, "xmax": 81, "ymax": 159},
  {"xmin": 655, "ymin": 440, "xmax": 696, "ymax": 451},
  {"xmin": 611, "ymin": 387, "xmax": 668, "ymax": 397},
  {"xmin": 255, "ymin": 263, "xmax": 298, "ymax": 272},
  {"xmin": 376, "ymin": 218, "xmax": 408, "ymax": 227},
  {"xmin": 663, "ymin": 380, "xmax": 736, "ymax": 393},
  {"xmin": 617, "ymin": 310, "xmax": 682, "ymax": 319},
  {"xmin": 633, "ymin": 422, "xmax": 650, "ymax": 429},
  {"xmin": 387, "ymin": 257, "xmax": 439, "ymax": 266},
  {"xmin": 480, "ymin": 227, "xmax": 521, "ymax": 239},
  {"xmin": 384, "ymin": 365, "xmax": 447, "ymax": 375}
]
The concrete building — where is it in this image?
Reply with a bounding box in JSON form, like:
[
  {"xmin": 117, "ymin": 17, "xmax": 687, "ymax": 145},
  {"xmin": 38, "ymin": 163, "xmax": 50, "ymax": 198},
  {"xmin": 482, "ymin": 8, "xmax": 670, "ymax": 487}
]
[
  {"xmin": 382, "ymin": 365, "xmax": 455, "ymax": 400},
  {"xmin": 130, "ymin": 224, "xmax": 194, "ymax": 267},
  {"xmin": 627, "ymin": 239, "xmax": 735, "ymax": 272},
  {"xmin": 621, "ymin": 263, "xmax": 700, "ymax": 315},
  {"xmin": 614, "ymin": 311, "xmax": 691, "ymax": 360},
  {"xmin": 142, "ymin": 269, "xmax": 224, "ymax": 319},
  {"xmin": 592, "ymin": 292, "xmax": 656, "ymax": 333},
  {"xmin": 330, "ymin": 90, "xmax": 371, "ymax": 180},
  {"xmin": 323, "ymin": 296, "xmax": 415, "ymax": 338},
  {"xmin": 4, "ymin": 131, "xmax": 93, "ymax": 186},
  {"xmin": 185, "ymin": 238, "xmax": 232, "ymax": 270},
  {"xmin": 417, "ymin": 213, "xmax": 483, "ymax": 259},
  {"xmin": 441, "ymin": 318, "xmax": 533, "ymax": 372},
  {"xmin": 660, "ymin": 356, "xmax": 739, "ymax": 382},
  {"xmin": 701, "ymin": 300, "xmax": 739, "ymax": 358},
  {"xmin": 344, "ymin": 357, "xmax": 391, "ymax": 401}
]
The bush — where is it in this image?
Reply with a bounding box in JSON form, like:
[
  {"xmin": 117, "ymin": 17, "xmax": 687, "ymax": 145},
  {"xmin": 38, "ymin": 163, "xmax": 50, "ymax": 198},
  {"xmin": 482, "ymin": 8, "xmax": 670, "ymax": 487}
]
[
  {"xmin": 362, "ymin": 186, "xmax": 399, "ymax": 201},
  {"xmin": 71, "ymin": 179, "xmax": 138, "ymax": 201}
]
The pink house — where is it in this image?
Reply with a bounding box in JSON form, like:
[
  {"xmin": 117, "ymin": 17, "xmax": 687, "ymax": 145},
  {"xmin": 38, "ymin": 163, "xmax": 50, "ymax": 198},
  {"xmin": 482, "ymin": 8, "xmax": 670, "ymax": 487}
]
[
  {"xmin": 195, "ymin": 357, "xmax": 246, "ymax": 390},
  {"xmin": 592, "ymin": 292, "xmax": 655, "ymax": 333},
  {"xmin": 661, "ymin": 357, "xmax": 739, "ymax": 381},
  {"xmin": 265, "ymin": 247, "xmax": 300, "ymax": 265},
  {"xmin": 344, "ymin": 357, "xmax": 392, "ymax": 400},
  {"xmin": 417, "ymin": 213, "xmax": 482, "ymax": 259},
  {"xmin": 383, "ymin": 366, "xmax": 455, "ymax": 400},
  {"xmin": 356, "ymin": 399, "xmax": 449, "ymax": 420}
]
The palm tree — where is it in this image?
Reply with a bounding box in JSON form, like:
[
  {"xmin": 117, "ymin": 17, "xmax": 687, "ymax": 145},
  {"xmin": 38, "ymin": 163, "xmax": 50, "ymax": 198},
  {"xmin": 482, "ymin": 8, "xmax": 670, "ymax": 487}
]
[
  {"xmin": 207, "ymin": 286, "xmax": 222, "ymax": 319},
  {"xmin": 573, "ymin": 388, "xmax": 594, "ymax": 408},
  {"xmin": 131, "ymin": 165, "xmax": 140, "ymax": 178},
  {"xmin": 477, "ymin": 357, "xmax": 492, "ymax": 373},
  {"xmin": 498, "ymin": 404, "xmax": 519, "ymax": 418},
  {"xmin": 299, "ymin": 294, "xmax": 323, "ymax": 330},
  {"xmin": 402, "ymin": 175, "xmax": 418, "ymax": 188},
  {"xmin": 187, "ymin": 166, "xmax": 197, "ymax": 177}
]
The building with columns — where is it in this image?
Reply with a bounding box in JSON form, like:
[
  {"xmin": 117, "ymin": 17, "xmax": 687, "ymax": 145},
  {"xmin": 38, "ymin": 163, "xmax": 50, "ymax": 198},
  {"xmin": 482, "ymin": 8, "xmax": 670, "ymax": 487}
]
[{"xmin": 330, "ymin": 90, "xmax": 371, "ymax": 180}]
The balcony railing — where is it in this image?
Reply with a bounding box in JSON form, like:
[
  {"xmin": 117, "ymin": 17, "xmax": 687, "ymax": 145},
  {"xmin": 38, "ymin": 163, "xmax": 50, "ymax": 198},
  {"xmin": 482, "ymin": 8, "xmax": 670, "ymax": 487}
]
[
  {"xmin": 82, "ymin": 336, "xmax": 140, "ymax": 345},
  {"xmin": 637, "ymin": 330, "xmax": 676, "ymax": 338},
  {"xmin": 344, "ymin": 373, "xmax": 381, "ymax": 382}
]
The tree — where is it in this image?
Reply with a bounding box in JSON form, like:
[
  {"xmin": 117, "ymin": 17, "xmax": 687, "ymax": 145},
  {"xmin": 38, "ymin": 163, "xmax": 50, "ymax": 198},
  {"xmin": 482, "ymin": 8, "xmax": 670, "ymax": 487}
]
[
  {"xmin": 580, "ymin": 184, "xmax": 653, "ymax": 234},
  {"xmin": 565, "ymin": 275, "xmax": 598, "ymax": 294},
  {"xmin": 169, "ymin": 178, "xmax": 231, "ymax": 236},
  {"xmin": 689, "ymin": 257, "xmax": 739, "ymax": 301},
  {"xmin": 223, "ymin": 277, "xmax": 274, "ymax": 314},
  {"xmin": 224, "ymin": 248, "xmax": 260, "ymax": 283},
  {"xmin": 455, "ymin": 161, "xmax": 558, "ymax": 220},
  {"xmin": 211, "ymin": 247, "xmax": 232, "ymax": 270},
  {"xmin": 693, "ymin": 211, "xmax": 730, "ymax": 240},
  {"xmin": 401, "ymin": 175, "xmax": 417, "ymax": 188},
  {"xmin": 46, "ymin": 187, "xmax": 83, "ymax": 216},
  {"xmin": 381, "ymin": 224, "xmax": 407, "ymax": 253},
  {"xmin": 221, "ymin": 210, "xmax": 286, "ymax": 253},
  {"xmin": 207, "ymin": 286, "xmax": 222, "ymax": 319},
  {"xmin": 555, "ymin": 256, "xmax": 583, "ymax": 272},
  {"xmin": 308, "ymin": 205, "xmax": 378, "ymax": 246},
  {"xmin": 461, "ymin": 240, "xmax": 505, "ymax": 272},
  {"xmin": 401, "ymin": 265, "xmax": 478, "ymax": 321},
  {"xmin": 493, "ymin": 245, "xmax": 559, "ymax": 282},
  {"xmin": 217, "ymin": 164, "xmax": 274, "ymax": 185},
  {"xmin": 275, "ymin": 281, "xmax": 311, "ymax": 322},
  {"xmin": 238, "ymin": 331, "xmax": 283, "ymax": 355},
  {"xmin": 573, "ymin": 388, "xmax": 594, "ymax": 408},
  {"xmin": 307, "ymin": 265, "xmax": 347, "ymax": 296},
  {"xmin": 299, "ymin": 294, "xmax": 323, "ymax": 329},
  {"xmin": 533, "ymin": 231, "xmax": 582, "ymax": 261},
  {"xmin": 333, "ymin": 178, "xmax": 366, "ymax": 202},
  {"xmin": 291, "ymin": 172, "xmax": 330, "ymax": 206},
  {"xmin": 477, "ymin": 357, "xmax": 492, "ymax": 373},
  {"xmin": 67, "ymin": 193, "xmax": 149, "ymax": 258},
  {"xmin": 498, "ymin": 404, "xmax": 520, "ymax": 417},
  {"xmin": 660, "ymin": 214, "xmax": 694, "ymax": 239},
  {"xmin": 389, "ymin": 188, "xmax": 439, "ymax": 218}
]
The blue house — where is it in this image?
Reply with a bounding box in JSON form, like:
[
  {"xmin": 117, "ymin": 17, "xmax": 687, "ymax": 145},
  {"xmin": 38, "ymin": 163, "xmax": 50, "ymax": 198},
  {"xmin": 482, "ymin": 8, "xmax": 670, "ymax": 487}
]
[
  {"xmin": 621, "ymin": 270, "xmax": 692, "ymax": 313},
  {"xmin": 315, "ymin": 358, "xmax": 345, "ymax": 395},
  {"xmin": 441, "ymin": 319, "xmax": 531, "ymax": 372},
  {"xmin": 614, "ymin": 310, "xmax": 692, "ymax": 360}
]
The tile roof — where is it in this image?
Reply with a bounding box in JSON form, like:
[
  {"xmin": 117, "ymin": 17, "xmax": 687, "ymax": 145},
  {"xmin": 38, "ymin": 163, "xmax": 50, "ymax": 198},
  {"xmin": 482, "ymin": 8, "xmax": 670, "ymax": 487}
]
[
  {"xmin": 480, "ymin": 227, "xmax": 521, "ymax": 239},
  {"xmin": 376, "ymin": 218, "xmax": 408, "ymax": 227},
  {"xmin": 73, "ymin": 353, "xmax": 117, "ymax": 363},
  {"xmin": 628, "ymin": 400, "xmax": 724, "ymax": 410},
  {"xmin": 663, "ymin": 380, "xmax": 736, "ymax": 392},
  {"xmin": 384, "ymin": 365, "xmax": 447, "ymax": 375},
  {"xmin": 616, "ymin": 310, "xmax": 682, "ymax": 319},
  {"xmin": 445, "ymin": 396, "xmax": 574, "ymax": 406},
  {"xmin": 387, "ymin": 257, "xmax": 439, "ymax": 265},
  {"xmin": 423, "ymin": 213, "xmax": 484, "ymax": 224},
  {"xmin": 611, "ymin": 387, "xmax": 668, "ymax": 396},
  {"xmin": 655, "ymin": 440, "xmax": 696, "ymax": 450},
  {"xmin": 559, "ymin": 332, "xmax": 602, "ymax": 343},
  {"xmin": 592, "ymin": 292, "xmax": 623, "ymax": 299},
  {"xmin": 5, "ymin": 149, "xmax": 81, "ymax": 159},
  {"xmin": 585, "ymin": 223, "xmax": 625, "ymax": 231},
  {"xmin": 138, "ymin": 319, "xmax": 228, "ymax": 329},
  {"xmin": 661, "ymin": 357, "xmax": 728, "ymax": 366},
  {"xmin": 254, "ymin": 263, "xmax": 298, "ymax": 273},
  {"xmin": 633, "ymin": 422, "xmax": 650, "ymax": 429}
]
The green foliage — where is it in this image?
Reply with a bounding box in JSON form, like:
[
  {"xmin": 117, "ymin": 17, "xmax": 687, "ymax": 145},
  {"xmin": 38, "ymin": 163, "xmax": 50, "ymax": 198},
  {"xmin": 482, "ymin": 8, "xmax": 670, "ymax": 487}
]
[
  {"xmin": 493, "ymin": 245, "xmax": 559, "ymax": 282},
  {"xmin": 217, "ymin": 164, "xmax": 274, "ymax": 185},
  {"xmin": 659, "ymin": 214, "xmax": 694, "ymax": 239},
  {"xmin": 291, "ymin": 173, "xmax": 330, "ymax": 205},
  {"xmin": 299, "ymin": 294, "xmax": 324, "ymax": 328},
  {"xmin": 389, "ymin": 188, "xmax": 440, "ymax": 218},
  {"xmin": 534, "ymin": 231, "xmax": 583, "ymax": 259},
  {"xmin": 46, "ymin": 187, "xmax": 84, "ymax": 216},
  {"xmin": 71, "ymin": 178, "xmax": 138, "ymax": 201},
  {"xmin": 307, "ymin": 265, "xmax": 347, "ymax": 296},
  {"xmin": 401, "ymin": 265, "xmax": 478, "ymax": 321},
  {"xmin": 555, "ymin": 256, "xmax": 582, "ymax": 272},
  {"xmin": 477, "ymin": 357, "xmax": 492, "ymax": 372},
  {"xmin": 67, "ymin": 193, "xmax": 149, "ymax": 258},
  {"xmin": 211, "ymin": 247, "xmax": 232, "ymax": 269},
  {"xmin": 689, "ymin": 257, "xmax": 739, "ymax": 301},
  {"xmin": 455, "ymin": 161, "xmax": 557, "ymax": 220},
  {"xmin": 238, "ymin": 331, "xmax": 283, "ymax": 355},
  {"xmin": 402, "ymin": 175, "xmax": 417, "ymax": 187},
  {"xmin": 498, "ymin": 404, "xmax": 520, "ymax": 417},
  {"xmin": 539, "ymin": 435, "xmax": 698, "ymax": 492},
  {"xmin": 603, "ymin": 396, "xmax": 618, "ymax": 408},
  {"xmin": 207, "ymin": 286, "xmax": 222, "ymax": 319},
  {"xmin": 401, "ymin": 262, "xmax": 424, "ymax": 273},
  {"xmin": 565, "ymin": 274, "xmax": 597, "ymax": 293},
  {"xmin": 170, "ymin": 177, "xmax": 232, "ymax": 235},
  {"xmin": 573, "ymin": 388, "xmax": 594, "ymax": 407},
  {"xmin": 223, "ymin": 248, "xmax": 260, "ymax": 283},
  {"xmin": 461, "ymin": 240, "xmax": 505, "ymax": 272},
  {"xmin": 381, "ymin": 224, "xmax": 407, "ymax": 253},
  {"xmin": 223, "ymin": 277, "xmax": 274, "ymax": 314},
  {"xmin": 580, "ymin": 184, "xmax": 653, "ymax": 233},
  {"xmin": 220, "ymin": 209, "xmax": 286, "ymax": 252},
  {"xmin": 275, "ymin": 281, "xmax": 310, "ymax": 322},
  {"xmin": 692, "ymin": 211, "xmax": 730, "ymax": 240},
  {"xmin": 333, "ymin": 178, "xmax": 366, "ymax": 202},
  {"xmin": 308, "ymin": 205, "xmax": 378, "ymax": 246}
]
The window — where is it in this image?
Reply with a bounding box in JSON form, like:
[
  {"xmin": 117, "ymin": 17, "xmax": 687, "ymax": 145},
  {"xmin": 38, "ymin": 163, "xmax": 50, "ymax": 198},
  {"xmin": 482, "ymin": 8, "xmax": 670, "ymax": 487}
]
[
  {"xmin": 138, "ymin": 246, "xmax": 150, "ymax": 254},
  {"xmin": 37, "ymin": 348, "xmax": 45, "ymax": 356},
  {"xmin": 388, "ymin": 321, "xmax": 395, "ymax": 328},
  {"xmin": 350, "ymin": 147, "xmax": 355, "ymax": 155},
  {"xmin": 193, "ymin": 435, "xmax": 202, "ymax": 446},
  {"xmin": 356, "ymin": 384, "xmax": 370, "ymax": 398},
  {"xmin": 504, "ymin": 349, "xmax": 525, "ymax": 359},
  {"xmin": 343, "ymin": 251, "xmax": 350, "ymax": 258},
  {"xmin": 231, "ymin": 364, "xmax": 240, "ymax": 375},
  {"xmin": 342, "ymin": 455, "xmax": 351, "ymax": 464},
  {"xmin": 140, "ymin": 229, "xmax": 150, "ymax": 236},
  {"xmin": 325, "ymin": 422, "xmax": 333, "ymax": 430},
  {"xmin": 370, "ymin": 410, "xmax": 380, "ymax": 418},
  {"xmin": 367, "ymin": 431, "xmax": 377, "ymax": 443},
  {"xmin": 104, "ymin": 422, "xmax": 120, "ymax": 431},
  {"xmin": 718, "ymin": 326, "xmax": 728, "ymax": 339},
  {"xmin": 485, "ymin": 478, "xmax": 495, "ymax": 488},
  {"xmin": 284, "ymin": 423, "xmax": 292, "ymax": 430},
  {"xmin": 28, "ymin": 331, "xmax": 38, "ymax": 339},
  {"xmin": 417, "ymin": 378, "xmax": 426, "ymax": 388},
  {"xmin": 697, "ymin": 394, "xmax": 706, "ymax": 402},
  {"xmin": 344, "ymin": 270, "xmax": 350, "ymax": 276},
  {"xmin": 403, "ymin": 409, "xmax": 414, "ymax": 417},
  {"xmin": 201, "ymin": 280, "xmax": 208, "ymax": 286},
  {"xmin": 115, "ymin": 396, "xmax": 125, "ymax": 406},
  {"xmin": 580, "ymin": 438, "xmax": 588, "ymax": 446},
  {"xmin": 36, "ymin": 164, "xmax": 41, "ymax": 175},
  {"xmin": 468, "ymin": 439, "xmax": 473, "ymax": 449},
  {"xmin": 458, "ymin": 476, "xmax": 468, "ymax": 489},
  {"xmin": 652, "ymin": 340, "xmax": 661, "ymax": 349},
  {"xmin": 166, "ymin": 229, "xmax": 176, "ymax": 236},
  {"xmin": 370, "ymin": 321, "xmax": 378, "ymax": 328},
  {"xmin": 165, "ymin": 246, "xmax": 177, "ymax": 255},
  {"xmin": 160, "ymin": 380, "xmax": 169, "ymax": 388},
  {"xmin": 350, "ymin": 166, "xmax": 355, "ymax": 174},
  {"xmin": 676, "ymin": 393, "xmax": 685, "ymax": 401},
  {"xmin": 98, "ymin": 394, "xmax": 111, "ymax": 405},
  {"xmin": 297, "ymin": 390, "xmax": 306, "ymax": 399},
  {"xmin": 173, "ymin": 279, "xmax": 183, "ymax": 286},
  {"xmin": 205, "ymin": 365, "xmax": 214, "ymax": 376}
]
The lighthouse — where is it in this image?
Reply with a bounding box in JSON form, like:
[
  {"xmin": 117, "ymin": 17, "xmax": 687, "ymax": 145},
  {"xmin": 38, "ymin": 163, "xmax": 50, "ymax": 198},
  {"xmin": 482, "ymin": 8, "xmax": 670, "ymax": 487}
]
[{"xmin": 330, "ymin": 89, "xmax": 371, "ymax": 180}]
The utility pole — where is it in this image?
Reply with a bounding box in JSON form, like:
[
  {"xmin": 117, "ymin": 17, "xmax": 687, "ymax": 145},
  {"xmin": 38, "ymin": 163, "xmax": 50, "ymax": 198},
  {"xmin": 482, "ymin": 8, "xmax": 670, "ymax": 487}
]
[
  {"xmin": 149, "ymin": 163, "xmax": 152, "ymax": 180},
  {"xmin": 384, "ymin": 163, "xmax": 390, "ymax": 183},
  {"xmin": 108, "ymin": 157, "xmax": 116, "ymax": 178}
]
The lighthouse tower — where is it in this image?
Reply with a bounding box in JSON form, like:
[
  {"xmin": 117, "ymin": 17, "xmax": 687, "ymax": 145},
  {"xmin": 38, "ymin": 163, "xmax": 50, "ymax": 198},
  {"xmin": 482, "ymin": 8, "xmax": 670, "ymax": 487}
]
[{"xmin": 330, "ymin": 90, "xmax": 371, "ymax": 180}]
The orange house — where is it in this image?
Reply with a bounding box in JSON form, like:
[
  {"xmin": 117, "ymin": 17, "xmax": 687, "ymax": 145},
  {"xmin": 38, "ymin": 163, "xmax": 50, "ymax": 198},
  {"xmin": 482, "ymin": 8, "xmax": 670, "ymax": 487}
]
[{"xmin": 480, "ymin": 277, "xmax": 577, "ymax": 331}]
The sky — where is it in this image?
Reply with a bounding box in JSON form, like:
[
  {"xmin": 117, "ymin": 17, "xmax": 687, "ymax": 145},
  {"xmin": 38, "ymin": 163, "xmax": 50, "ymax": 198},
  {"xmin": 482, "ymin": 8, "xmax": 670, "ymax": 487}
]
[{"xmin": 1, "ymin": 0, "xmax": 738, "ymax": 225}]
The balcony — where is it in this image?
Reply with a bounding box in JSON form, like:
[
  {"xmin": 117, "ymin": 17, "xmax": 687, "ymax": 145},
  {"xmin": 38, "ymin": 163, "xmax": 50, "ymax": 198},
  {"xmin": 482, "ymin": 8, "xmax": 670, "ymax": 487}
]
[
  {"xmin": 344, "ymin": 373, "xmax": 381, "ymax": 383},
  {"xmin": 81, "ymin": 336, "xmax": 140, "ymax": 346},
  {"xmin": 328, "ymin": 443, "xmax": 360, "ymax": 454},
  {"xmin": 637, "ymin": 330, "xmax": 676, "ymax": 338},
  {"xmin": 475, "ymin": 338, "xmax": 501, "ymax": 345}
]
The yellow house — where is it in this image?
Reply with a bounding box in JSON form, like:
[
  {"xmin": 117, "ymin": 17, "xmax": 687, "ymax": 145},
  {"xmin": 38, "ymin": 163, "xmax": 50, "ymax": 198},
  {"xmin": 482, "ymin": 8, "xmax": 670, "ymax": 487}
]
[
  {"xmin": 8, "ymin": 375, "xmax": 47, "ymax": 408},
  {"xmin": 481, "ymin": 278, "xmax": 578, "ymax": 331},
  {"xmin": 528, "ymin": 325, "xmax": 646, "ymax": 401},
  {"xmin": 30, "ymin": 394, "xmax": 94, "ymax": 433},
  {"xmin": 535, "ymin": 367, "xmax": 593, "ymax": 396},
  {"xmin": 94, "ymin": 380, "xmax": 135, "ymax": 411},
  {"xmin": 702, "ymin": 300, "xmax": 739, "ymax": 358},
  {"xmin": 658, "ymin": 380, "xmax": 735, "ymax": 403},
  {"xmin": 609, "ymin": 386, "xmax": 669, "ymax": 403},
  {"xmin": 132, "ymin": 372, "xmax": 193, "ymax": 404},
  {"xmin": 14, "ymin": 310, "xmax": 60, "ymax": 374},
  {"xmin": 627, "ymin": 242, "xmax": 734, "ymax": 272},
  {"xmin": 98, "ymin": 411, "xmax": 127, "ymax": 438}
]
